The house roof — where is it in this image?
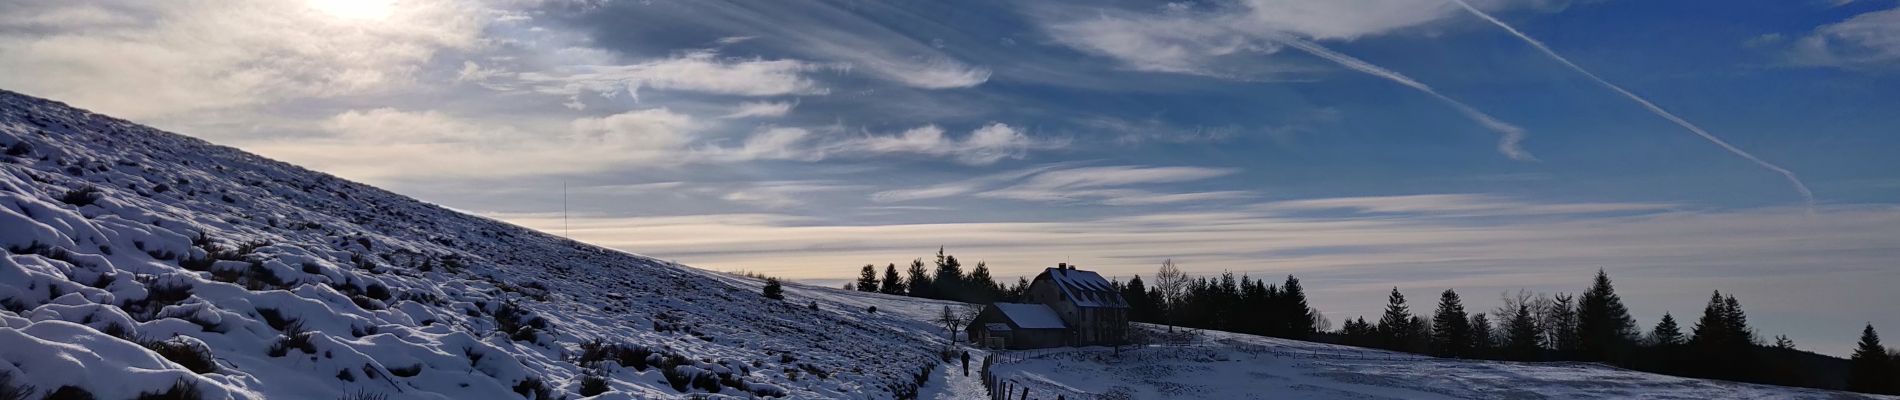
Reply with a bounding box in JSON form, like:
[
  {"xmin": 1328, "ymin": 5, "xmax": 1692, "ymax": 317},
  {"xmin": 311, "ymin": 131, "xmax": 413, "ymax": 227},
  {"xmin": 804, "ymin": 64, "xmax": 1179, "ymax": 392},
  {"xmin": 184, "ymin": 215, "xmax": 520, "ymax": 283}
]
[
  {"xmin": 992, "ymin": 302, "xmax": 1066, "ymax": 329},
  {"xmin": 1035, "ymin": 267, "xmax": 1129, "ymax": 309}
]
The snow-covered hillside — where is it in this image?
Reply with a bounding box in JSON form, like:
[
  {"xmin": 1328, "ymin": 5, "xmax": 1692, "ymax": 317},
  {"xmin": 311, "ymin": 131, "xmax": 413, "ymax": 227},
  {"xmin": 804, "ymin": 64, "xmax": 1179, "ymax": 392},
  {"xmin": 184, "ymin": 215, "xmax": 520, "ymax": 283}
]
[
  {"xmin": 988, "ymin": 326, "xmax": 1893, "ymax": 400},
  {"xmin": 0, "ymin": 89, "xmax": 949, "ymax": 399}
]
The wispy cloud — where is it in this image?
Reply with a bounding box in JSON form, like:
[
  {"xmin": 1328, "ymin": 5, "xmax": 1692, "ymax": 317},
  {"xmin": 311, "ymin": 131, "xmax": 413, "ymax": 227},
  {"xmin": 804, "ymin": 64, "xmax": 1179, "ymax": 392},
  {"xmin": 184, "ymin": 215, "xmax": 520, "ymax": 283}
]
[
  {"xmin": 510, "ymin": 51, "xmax": 830, "ymax": 102},
  {"xmin": 1449, "ymin": 0, "xmax": 1815, "ymax": 205},
  {"xmin": 721, "ymin": 100, "xmax": 796, "ymax": 119},
  {"xmin": 1254, "ymin": 194, "xmax": 1678, "ymax": 217},
  {"xmin": 872, "ymin": 164, "xmax": 1247, "ymax": 206}
]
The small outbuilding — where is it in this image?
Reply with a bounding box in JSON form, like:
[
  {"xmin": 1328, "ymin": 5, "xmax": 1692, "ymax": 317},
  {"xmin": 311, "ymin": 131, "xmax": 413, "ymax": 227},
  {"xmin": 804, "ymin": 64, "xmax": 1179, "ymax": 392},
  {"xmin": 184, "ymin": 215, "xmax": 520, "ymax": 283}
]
[{"xmin": 966, "ymin": 302, "xmax": 1068, "ymax": 349}]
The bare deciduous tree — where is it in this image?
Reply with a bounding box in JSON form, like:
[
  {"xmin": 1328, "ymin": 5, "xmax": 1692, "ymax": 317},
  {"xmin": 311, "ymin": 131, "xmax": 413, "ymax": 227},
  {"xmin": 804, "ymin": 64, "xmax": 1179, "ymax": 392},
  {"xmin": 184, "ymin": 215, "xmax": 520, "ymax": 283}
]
[{"xmin": 1153, "ymin": 259, "xmax": 1188, "ymax": 332}]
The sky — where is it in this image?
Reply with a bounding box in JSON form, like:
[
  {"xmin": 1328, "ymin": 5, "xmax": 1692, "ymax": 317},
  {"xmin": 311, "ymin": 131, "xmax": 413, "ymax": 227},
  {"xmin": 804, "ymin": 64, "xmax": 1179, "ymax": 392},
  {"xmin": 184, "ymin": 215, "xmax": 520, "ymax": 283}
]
[{"xmin": 2, "ymin": 0, "xmax": 1898, "ymax": 356}]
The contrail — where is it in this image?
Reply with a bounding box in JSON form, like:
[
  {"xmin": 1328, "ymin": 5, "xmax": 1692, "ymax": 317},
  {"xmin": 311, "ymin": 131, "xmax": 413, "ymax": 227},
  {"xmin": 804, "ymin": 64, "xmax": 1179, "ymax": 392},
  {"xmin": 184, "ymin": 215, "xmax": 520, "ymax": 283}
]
[
  {"xmin": 1276, "ymin": 36, "xmax": 1535, "ymax": 161},
  {"xmin": 1447, "ymin": 0, "xmax": 1815, "ymax": 206}
]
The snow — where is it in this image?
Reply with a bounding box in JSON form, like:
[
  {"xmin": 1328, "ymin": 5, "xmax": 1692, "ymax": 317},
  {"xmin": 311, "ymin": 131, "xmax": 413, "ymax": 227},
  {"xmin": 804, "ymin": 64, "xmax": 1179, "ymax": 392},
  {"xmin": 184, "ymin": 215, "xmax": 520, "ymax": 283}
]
[
  {"xmin": 986, "ymin": 325, "xmax": 1897, "ymax": 399},
  {"xmin": 1037, "ymin": 267, "xmax": 1125, "ymax": 308},
  {"xmin": 917, "ymin": 348, "xmax": 988, "ymax": 400},
  {"xmin": 0, "ymin": 89, "xmax": 944, "ymax": 399},
  {"xmin": 991, "ymin": 302, "xmax": 1065, "ymax": 329}
]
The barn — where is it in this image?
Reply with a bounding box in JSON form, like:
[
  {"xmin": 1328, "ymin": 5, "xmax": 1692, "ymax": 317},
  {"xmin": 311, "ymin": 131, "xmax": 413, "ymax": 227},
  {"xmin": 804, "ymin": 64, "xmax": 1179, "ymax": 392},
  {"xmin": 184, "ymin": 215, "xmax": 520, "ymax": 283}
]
[{"xmin": 966, "ymin": 302, "xmax": 1068, "ymax": 350}]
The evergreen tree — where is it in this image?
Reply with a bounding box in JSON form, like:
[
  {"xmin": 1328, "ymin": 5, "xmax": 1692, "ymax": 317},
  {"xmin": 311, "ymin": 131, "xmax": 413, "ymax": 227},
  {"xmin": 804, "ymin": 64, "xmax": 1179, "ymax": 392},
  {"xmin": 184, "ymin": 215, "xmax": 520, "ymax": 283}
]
[
  {"xmin": 1576, "ymin": 270, "xmax": 1637, "ymax": 362},
  {"xmin": 1123, "ymin": 275, "xmax": 1152, "ymax": 322},
  {"xmin": 1431, "ymin": 289, "xmax": 1474, "ymax": 358},
  {"xmin": 1278, "ymin": 275, "xmax": 1316, "ymax": 339},
  {"xmin": 879, "ymin": 263, "xmax": 905, "ymax": 295},
  {"xmin": 1650, "ymin": 313, "xmax": 1684, "ymax": 346},
  {"xmin": 966, "ymin": 261, "xmax": 998, "ymax": 303},
  {"xmin": 933, "ymin": 247, "xmax": 964, "ymax": 300},
  {"xmin": 1469, "ymin": 313, "xmax": 1496, "ymax": 357},
  {"xmin": 855, "ymin": 264, "xmax": 879, "ymax": 292},
  {"xmin": 1688, "ymin": 291, "xmax": 1757, "ymax": 381},
  {"xmin": 1541, "ymin": 293, "xmax": 1580, "ymax": 358},
  {"xmin": 762, "ymin": 278, "xmax": 784, "ymax": 300},
  {"xmin": 1849, "ymin": 324, "xmax": 1895, "ymax": 394},
  {"xmin": 1504, "ymin": 303, "xmax": 1544, "ymax": 361},
  {"xmin": 1342, "ymin": 317, "xmax": 1377, "ymax": 348},
  {"xmin": 905, "ymin": 259, "xmax": 933, "ymax": 299},
  {"xmin": 1008, "ymin": 277, "xmax": 1030, "ymax": 301},
  {"xmin": 1377, "ymin": 288, "xmax": 1421, "ymax": 352}
]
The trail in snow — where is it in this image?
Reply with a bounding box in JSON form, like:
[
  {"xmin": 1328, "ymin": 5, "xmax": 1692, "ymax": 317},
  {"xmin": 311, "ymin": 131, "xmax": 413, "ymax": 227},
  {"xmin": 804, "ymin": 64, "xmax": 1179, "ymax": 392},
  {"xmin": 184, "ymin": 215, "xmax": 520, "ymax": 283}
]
[
  {"xmin": 1447, "ymin": 0, "xmax": 1815, "ymax": 206},
  {"xmin": 919, "ymin": 348, "xmax": 989, "ymax": 400},
  {"xmin": 1277, "ymin": 35, "xmax": 1535, "ymax": 162}
]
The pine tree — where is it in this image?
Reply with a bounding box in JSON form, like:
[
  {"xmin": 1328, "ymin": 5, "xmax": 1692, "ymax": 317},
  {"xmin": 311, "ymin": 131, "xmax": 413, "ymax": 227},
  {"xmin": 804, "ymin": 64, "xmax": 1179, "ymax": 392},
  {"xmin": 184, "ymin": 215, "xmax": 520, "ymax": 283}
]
[
  {"xmin": 1650, "ymin": 313, "xmax": 1683, "ymax": 346},
  {"xmin": 1504, "ymin": 303, "xmax": 1544, "ymax": 361},
  {"xmin": 1008, "ymin": 277, "xmax": 1030, "ymax": 302},
  {"xmin": 762, "ymin": 278, "xmax": 784, "ymax": 300},
  {"xmin": 1377, "ymin": 288, "xmax": 1420, "ymax": 352},
  {"xmin": 1342, "ymin": 317, "xmax": 1377, "ymax": 348},
  {"xmin": 1123, "ymin": 275, "xmax": 1151, "ymax": 322},
  {"xmin": 1540, "ymin": 293, "xmax": 1580, "ymax": 358},
  {"xmin": 879, "ymin": 263, "xmax": 905, "ymax": 295},
  {"xmin": 855, "ymin": 264, "xmax": 879, "ymax": 292},
  {"xmin": 1431, "ymin": 289, "xmax": 1474, "ymax": 358},
  {"xmin": 1688, "ymin": 291, "xmax": 1757, "ymax": 380},
  {"xmin": 1279, "ymin": 275, "xmax": 1316, "ymax": 339},
  {"xmin": 933, "ymin": 247, "xmax": 964, "ymax": 301},
  {"xmin": 966, "ymin": 261, "xmax": 998, "ymax": 303},
  {"xmin": 1576, "ymin": 269, "xmax": 1637, "ymax": 363},
  {"xmin": 1849, "ymin": 324, "xmax": 1894, "ymax": 394},
  {"xmin": 905, "ymin": 259, "xmax": 933, "ymax": 299},
  {"xmin": 1469, "ymin": 313, "xmax": 1495, "ymax": 357}
]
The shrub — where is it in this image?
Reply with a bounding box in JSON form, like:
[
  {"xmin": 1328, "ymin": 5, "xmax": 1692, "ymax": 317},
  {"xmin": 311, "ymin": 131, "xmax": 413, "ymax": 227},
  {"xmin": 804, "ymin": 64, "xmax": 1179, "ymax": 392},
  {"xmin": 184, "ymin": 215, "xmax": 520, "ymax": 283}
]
[
  {"xmin": 41, "ymin": 386, "xmax": 94, "ymax": 400},
  {"xmin": 140, "ymin": 336, "xmax": 218, "ymax": 374},
  {"xmin": 762, "ymin": 278, "xmax": 783, "ymax": 300},
  {"xmin": 578, "ymin": 368, "xmax": 610, "ymax": 396},
  {"xmin": 59, "ymin": 186, "xmax": 103, "ymax": 207},
  {"xmin": 268, "ymin": 322, "xmax": 317, "ymax": 357},
  {"xmin": 338, "ymin": 391, "xmax": 387, "ymax": 400},
  {"xmin": 0, "ymin": 371, "xmax": 32, "ymax": 400},
  {"xmin": 387, "ymin": 364, "xmax": 421, "ymax": 378},
  {"xmin": 3, "ymin": 141, "xmax": 30, "ymax": 157},
  {"xmin": 133, "ymin": 379, "xmax": 202, "ymax": 400},
  {"xmin": 512, "ymin": 376, "xmax": 553, "ymax": 400}
]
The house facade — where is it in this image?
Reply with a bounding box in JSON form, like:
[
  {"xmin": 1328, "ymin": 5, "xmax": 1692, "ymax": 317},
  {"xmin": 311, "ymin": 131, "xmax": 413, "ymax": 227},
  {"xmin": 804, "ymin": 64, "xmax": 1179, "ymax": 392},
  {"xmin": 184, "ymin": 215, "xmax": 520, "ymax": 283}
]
[{"xmin": 967, "ymin": 263, "xmax": 1129, "ymax": 349}]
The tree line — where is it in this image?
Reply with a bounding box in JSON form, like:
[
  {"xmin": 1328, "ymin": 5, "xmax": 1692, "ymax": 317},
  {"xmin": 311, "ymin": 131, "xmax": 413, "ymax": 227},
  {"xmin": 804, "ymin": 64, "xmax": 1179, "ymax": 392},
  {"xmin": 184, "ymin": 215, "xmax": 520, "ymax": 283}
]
[{"xmin": 841, "ymin": 252, "xmax": 1897, "ymax": 395}]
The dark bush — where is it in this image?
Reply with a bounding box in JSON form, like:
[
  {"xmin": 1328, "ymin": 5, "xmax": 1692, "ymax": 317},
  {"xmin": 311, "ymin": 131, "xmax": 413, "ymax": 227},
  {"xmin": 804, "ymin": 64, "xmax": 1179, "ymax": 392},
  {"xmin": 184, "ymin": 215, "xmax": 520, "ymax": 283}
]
[
  {"xmin": 268, "ymin": 322, "xmax": 316, "ymax": 357},
  {"xmin": 387, "ymin": 364, "xmax": 421, "ymax": 378},
  {"xmin": 41, "ymin": 386, "xmax": 94, "ymax": 400},
  {"xmin": 59, "ymin": 186, "xmax": 103, "ymax": 207},
  {"xmin": 512, "ymin": 376, "xmax": 553, "ymax": 400},
  {"xmin": 140, "ymin": 337, "xmax": 218, "ymax": 374},
  {"xmin": 3, "ymin": 141, "xmax": 30, "ymax": 157},
  {"xmin": 0, "ymin": 371, "xmax": 32, "ymax": 400},
  {"xmin": 578, "ymin": 368, "xmax": 610, "ymax": 396},
  {"xmin": 338, "ymin": 390, "xmax": 386, "ymax": 400},
  {"xmin": 762, "ymin": 278, "xmax": 784, "ymax": 300},
  {"xmin": 364, "ymin": 283, "xmax": 391, "ymax": 301},
  {"xmin": 133, "ymin": 379, "xmax": 202, "ymax": 400}
]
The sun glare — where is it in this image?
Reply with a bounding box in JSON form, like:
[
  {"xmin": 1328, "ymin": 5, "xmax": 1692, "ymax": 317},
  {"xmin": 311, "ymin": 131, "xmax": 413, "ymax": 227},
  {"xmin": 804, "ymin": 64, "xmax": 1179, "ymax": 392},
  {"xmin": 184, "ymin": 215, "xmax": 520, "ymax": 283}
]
[{"xmin": 307, "ymin": 0, "xmax": 394, "ymax": 21}]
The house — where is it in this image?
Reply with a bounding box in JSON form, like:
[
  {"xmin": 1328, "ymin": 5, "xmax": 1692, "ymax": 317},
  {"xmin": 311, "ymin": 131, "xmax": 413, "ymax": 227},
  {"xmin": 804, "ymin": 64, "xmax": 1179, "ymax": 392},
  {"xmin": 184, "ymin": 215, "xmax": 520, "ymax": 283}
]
[
  {"xmin": 966, "ymin": 263, "xmax": 1130, "ymax": 349},
  {"xmin": 967, "ymin": 302, "xmax": 1068, "ymax": 349}
]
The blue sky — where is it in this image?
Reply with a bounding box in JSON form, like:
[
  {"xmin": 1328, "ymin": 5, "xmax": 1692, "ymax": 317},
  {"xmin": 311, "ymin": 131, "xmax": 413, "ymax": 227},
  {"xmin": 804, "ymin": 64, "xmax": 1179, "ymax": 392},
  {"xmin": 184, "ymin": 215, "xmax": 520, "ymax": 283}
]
[{"xmin": 2, "ymin": 0, "xmax": 1898, "ymax": 356}]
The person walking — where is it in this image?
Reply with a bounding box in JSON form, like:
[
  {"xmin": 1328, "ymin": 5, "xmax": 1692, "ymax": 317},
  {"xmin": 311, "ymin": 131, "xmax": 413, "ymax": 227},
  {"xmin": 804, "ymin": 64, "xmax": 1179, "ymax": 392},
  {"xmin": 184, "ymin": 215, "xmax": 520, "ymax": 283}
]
[{"xmin": 961, "ymin": 350, "xmax": 971, "ymax": 376}]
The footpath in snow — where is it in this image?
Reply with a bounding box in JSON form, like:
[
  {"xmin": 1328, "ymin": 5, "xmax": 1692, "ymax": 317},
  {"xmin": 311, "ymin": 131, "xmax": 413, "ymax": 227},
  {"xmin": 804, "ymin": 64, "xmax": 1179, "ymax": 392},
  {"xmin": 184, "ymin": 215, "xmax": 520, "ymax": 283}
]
[{"xmin": 919, "ymin": 347, "xmax": 990, "ymax": 400}]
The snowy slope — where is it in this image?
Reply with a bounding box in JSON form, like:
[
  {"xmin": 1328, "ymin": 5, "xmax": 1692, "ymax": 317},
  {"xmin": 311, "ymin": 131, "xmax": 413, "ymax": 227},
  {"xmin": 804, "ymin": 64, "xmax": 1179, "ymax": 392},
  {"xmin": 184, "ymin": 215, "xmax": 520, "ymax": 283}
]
[
  {"xmin": 988, "ymin": 325, "xmax": 1894, "ymax": 400},
  {"xmin": 0, "ymin": 89, "xmax": 944, "ymax": 399}
]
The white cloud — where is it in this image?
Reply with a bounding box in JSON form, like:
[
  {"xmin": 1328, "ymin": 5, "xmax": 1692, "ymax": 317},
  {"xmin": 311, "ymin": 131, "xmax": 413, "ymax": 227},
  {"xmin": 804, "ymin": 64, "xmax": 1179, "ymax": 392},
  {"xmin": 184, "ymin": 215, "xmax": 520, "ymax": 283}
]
[
  {"xmin": 872, "ymin": 164, "xmax": 1247, "ymax": 206},
  {"xmin": 1792, "ymin": 4, "xmax": 1900, "ymax": 68},
  {"xmin": 0, "ymin": 0, "xmax": 489, "ymax": 119},
  {"xmin": 1254, "ymin": 194, "xmax": 1679, "ymax": 216},
  {"xmin": 978, "ymin": 165, "xmax": 1247, "ymax": 205},
  {"xmin": 721, "ymin": 101, "xmax": 796, "ymax": 119},
  {"xmin": 830, "ymin": 123, "xmax": 1051, "ymax": 165},
  {"xmin": 247, "ymin": 107, "xmax": 702, "ymax": 182},
  {"xmin": 512, "ymin": 51, "xmax": 829, "ymax": 98}
]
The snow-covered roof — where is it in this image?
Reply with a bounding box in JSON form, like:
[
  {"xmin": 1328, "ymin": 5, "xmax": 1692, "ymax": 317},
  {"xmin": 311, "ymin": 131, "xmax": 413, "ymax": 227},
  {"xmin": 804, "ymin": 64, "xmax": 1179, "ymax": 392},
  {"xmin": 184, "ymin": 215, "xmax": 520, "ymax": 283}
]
[
  {"xmin": 985, "ymin": 323, "xmax": 1012, "ymax": 332},
  {"xmin": 992, "ymin": 302, "xmax": 1066, "ymax": 329},
  {"xmin": 1035, "ymin": 267, "xmax": 1129, "ymax": 308}
]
